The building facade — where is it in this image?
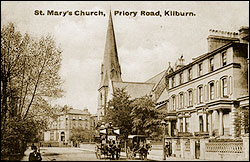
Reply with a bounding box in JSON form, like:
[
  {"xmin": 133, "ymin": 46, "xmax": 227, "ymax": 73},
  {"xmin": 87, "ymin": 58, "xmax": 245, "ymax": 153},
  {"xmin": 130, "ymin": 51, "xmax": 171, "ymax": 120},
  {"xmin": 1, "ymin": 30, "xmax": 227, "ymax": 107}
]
[
  {"xmin": 44, "ymin": 108, "xmax": 92, "ymax": 146},
  {"xmin": 159, "ymin": 27, "xmax": 249, "ymax": 160},
  {"xmin": 164, "ymin": 27, "xmax": 249, "ymax": 138}
]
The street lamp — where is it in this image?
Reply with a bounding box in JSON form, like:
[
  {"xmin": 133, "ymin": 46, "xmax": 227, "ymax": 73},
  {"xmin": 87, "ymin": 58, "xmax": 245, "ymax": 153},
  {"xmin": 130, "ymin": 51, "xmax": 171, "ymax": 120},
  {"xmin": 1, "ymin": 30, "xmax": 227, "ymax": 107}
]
[{"xmin": 161, "ymin": 120, "xmax": 167, "ymax": 160}]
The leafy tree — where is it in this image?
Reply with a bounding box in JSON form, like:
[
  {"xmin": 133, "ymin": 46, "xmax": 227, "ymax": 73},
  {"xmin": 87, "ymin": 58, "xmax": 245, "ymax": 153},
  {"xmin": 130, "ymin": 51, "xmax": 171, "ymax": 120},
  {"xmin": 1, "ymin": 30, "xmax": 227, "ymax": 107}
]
[
  {"xmin": 106, "ymin": 88, "xmax": 134, "ymax": 140},
  {"xmin": 1, "ymin": 22, "xmax": 63, "ymax": 158},
  {"xmin": 70, "ymin": 127, "xmax": 93, "ymax": 143},
  {"xmin": 130, "ymin": 95, "xmax": 163, "ymax": 139}
]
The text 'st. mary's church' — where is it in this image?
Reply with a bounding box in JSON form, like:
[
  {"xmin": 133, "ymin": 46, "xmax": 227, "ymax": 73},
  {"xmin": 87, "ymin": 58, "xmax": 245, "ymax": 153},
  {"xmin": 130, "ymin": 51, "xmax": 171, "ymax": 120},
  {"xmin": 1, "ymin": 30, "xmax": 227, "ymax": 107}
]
[{"xmin": 97, "ymin": 11, "xmax": 169, "ymax": 121}]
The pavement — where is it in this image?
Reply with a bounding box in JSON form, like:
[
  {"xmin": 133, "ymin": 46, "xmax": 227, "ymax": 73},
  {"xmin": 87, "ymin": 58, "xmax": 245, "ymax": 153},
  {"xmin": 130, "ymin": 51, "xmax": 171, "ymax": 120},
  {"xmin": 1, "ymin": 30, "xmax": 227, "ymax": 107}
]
[
  {"xmin": 79, "ymin": 144, "xmax": 208, "ymax": 161},
  {"xmin": 21, "ymin": 144, "xmax": 209, "ymax": 161}
]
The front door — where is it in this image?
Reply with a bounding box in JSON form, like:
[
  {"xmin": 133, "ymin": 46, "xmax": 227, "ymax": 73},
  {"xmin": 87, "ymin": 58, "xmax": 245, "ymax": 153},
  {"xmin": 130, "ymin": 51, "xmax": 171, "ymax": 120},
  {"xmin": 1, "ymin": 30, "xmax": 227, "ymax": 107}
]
[{"xmin": 195, "ymin": 140, "xmax": 200, "ymax": 159}]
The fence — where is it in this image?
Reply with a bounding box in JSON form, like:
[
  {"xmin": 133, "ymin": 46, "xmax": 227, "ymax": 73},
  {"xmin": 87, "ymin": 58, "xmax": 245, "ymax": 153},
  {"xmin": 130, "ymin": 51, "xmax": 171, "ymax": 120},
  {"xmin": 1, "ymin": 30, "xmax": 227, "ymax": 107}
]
[{"xmin": 205, "ymin": 142, "xmax": 243, "ymax": 153}]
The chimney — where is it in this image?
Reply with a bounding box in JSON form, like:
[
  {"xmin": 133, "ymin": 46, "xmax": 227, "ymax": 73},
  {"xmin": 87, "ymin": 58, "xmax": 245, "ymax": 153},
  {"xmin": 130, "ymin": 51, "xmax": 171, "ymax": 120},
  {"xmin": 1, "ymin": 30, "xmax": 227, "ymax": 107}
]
[
  {"xmin": 239, "ymin": 26, "xmax": 249, "ymax": 43},
  {"xmin": 174, "ymin": 55, "xmax": 184, "ymax": 70},
  {"xmin": 83, "ymin": 107, "xmax": 88, "ymax": 113},
  {"xmin": 207, "ymin": 29, "xmax": 239, "ymax": 52}
]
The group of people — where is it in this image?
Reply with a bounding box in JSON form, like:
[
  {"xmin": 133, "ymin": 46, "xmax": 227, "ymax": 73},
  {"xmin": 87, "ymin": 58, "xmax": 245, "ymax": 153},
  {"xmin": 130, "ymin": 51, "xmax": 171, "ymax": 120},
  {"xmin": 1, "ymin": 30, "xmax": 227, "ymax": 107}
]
[
  {"xmin": 132, "ymin": 140, "xmax": 151, "ymax": 160},
  {"xmin": 29, "ymin": 144, "xmax": 42, "ymax": 161},
  {"xmin": 98, "ymin": 140, "xmax": 121, "ymax": 160}
]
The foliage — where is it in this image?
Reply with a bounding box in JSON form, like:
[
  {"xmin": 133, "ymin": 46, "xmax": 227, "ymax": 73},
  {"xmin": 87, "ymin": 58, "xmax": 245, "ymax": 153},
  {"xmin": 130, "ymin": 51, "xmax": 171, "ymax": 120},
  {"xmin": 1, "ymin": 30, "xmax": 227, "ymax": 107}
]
[
  {"xmin": 106, "ymin": 88, "xmax": 165, "ymax": 141},
  {"xmin": 106, "ymin": 88, "xmax": 134, "ymax": 140},
  {"xmin": 130, "ymin": 95, "xmax": 163, "ymax": 139},
  {"xmin": 70, "ymin": 127, "xmax": 93, "ymax": 143},
  {"xmin": 1, "ymin": 22, "xmax": 63, "ymax": 156}
]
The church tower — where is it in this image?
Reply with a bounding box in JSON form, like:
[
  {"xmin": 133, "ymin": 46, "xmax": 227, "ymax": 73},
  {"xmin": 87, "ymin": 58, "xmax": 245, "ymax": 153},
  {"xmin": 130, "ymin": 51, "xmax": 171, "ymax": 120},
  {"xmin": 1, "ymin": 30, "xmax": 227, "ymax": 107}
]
[{"xmin": 98, "ymin": 11, "xmax": 122, "ymax": 121}]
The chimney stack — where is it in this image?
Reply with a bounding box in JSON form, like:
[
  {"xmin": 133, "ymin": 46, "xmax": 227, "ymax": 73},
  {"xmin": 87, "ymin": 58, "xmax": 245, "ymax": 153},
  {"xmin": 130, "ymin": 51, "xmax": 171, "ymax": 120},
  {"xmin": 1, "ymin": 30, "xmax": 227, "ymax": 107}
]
[
  {"xmin": 207, "ymin": 29, "xmax": 239, "ymax": 52},
  {"xmin": 239, "ymin": 26, "xmax": 249, "ymax": 43}
]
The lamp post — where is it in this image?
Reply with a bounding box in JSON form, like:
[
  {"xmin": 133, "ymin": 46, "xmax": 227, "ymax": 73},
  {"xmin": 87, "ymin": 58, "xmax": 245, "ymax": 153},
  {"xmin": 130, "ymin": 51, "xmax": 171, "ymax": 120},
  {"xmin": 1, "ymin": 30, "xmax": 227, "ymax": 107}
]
[{"xmin": 161, "ymin": 120, "xmax": 167, "ymax": 160}]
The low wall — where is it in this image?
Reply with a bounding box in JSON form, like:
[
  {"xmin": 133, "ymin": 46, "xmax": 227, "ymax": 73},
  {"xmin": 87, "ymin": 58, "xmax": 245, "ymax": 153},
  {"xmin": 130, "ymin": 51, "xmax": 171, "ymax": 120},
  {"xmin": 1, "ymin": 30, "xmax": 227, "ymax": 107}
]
[{"xmin": 167, "ymin": 136, "xmax": 249, "ymax": 161}]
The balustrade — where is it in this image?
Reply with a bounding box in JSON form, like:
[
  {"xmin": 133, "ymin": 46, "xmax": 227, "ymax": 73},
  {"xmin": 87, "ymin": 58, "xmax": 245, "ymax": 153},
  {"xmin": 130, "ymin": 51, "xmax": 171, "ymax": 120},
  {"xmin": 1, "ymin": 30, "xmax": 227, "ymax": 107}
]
[{"xmin": 205, "ymin": 142, "xmax": 243, "ymax": 153}]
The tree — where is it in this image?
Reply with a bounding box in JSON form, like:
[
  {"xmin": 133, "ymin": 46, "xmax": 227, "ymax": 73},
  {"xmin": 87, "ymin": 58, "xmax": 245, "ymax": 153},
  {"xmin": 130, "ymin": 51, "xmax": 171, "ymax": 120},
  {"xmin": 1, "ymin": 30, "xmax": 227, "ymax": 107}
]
[
  {"xmin": 130, "ymin": 95, "xmax": 163, "ymax": 139},
  {"xmin": 1, "ymin": 22, "xmax": 63, "ymax": 158},
  {"xmin": 70, "ymin": 127, "xmax": 93, "ymax": 143},
  {"xmin": 106, "ymin": 88, "xmax": 134, "ymax": 140}
]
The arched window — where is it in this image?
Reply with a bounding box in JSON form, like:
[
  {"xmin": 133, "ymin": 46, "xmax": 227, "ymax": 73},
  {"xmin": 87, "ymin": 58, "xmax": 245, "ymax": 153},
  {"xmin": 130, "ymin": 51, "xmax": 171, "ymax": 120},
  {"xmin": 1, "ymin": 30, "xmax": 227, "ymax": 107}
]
[
  {"xmin": 179, "ymin": 93, "xmax": 184, "ymax": 109},
  {"xmin": 187, "ymin": 89, "xmax": 193, "ymax": 107},
  {"xmin": 198, "ymin": 85, "xmax": 203, "ymax": 104},
  {"xmin": 221, "ymin": 76, "xmax": 228, "ymax": 97},
  {"xmin": 172, "ymin": 95, "xmax": 176, "ymax": 110},
  {"xmin": 208, "ymin": 81, "xmax": 215, "ymax": 100}
]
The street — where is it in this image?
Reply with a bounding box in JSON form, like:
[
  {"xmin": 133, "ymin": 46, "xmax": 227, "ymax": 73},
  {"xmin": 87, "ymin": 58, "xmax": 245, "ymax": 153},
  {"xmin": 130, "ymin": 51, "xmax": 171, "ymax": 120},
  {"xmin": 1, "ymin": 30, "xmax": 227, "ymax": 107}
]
[{"xmin": 21, "ymin": 145, "xmax": 144, "ymax": 161}]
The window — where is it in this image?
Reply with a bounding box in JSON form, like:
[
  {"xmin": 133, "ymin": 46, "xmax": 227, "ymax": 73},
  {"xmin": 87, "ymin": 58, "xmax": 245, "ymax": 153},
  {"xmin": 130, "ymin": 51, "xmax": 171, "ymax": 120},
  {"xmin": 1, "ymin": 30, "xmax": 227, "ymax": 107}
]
[
  {"xmin": 180, "ymin": 118, "xmax": 183, "ymax": 132},
  {"xmin": 199, "ymin": 116, "xmax": 203, "ymax": 132},
  {"xmin": 198, "ymin": 86, "xmax": 203, "ymax": 104},
  {"xmin": 209, "ymin": 57, "xmax": 214, "ymax": 72},
  {"xmin": 186, "ymin": 118, "xmax": 190, "ymax": 132},
  {"xmin": 179, "ymin": 93, "xmax": 184, "ymax": 109},
  {"xmin": 72, "ymin": 116, "xmax": 76, "ymax": 120},
  {"xmin": 172, "ymin": 96, "xmax": 176, "ymax": 110},
  {"xmin": 79, "ymin": 116, "xmax": 82, "ymax": 120},
  {"xmin": 180, "ymin": 72, "xmax": 184, "ymax": 84},
  {"xmin": 222, "ymin": 78, "xmax": 228, "ymax": 97},
  {"xmin": 171, "ymin": 76, "xmax": 175, "ymax": 88},
  {"xmin": 188, "ymin": 90, "xmax": 193, "ymax": 106},
  {"xmin": 198, "ymin": 63, "xmax": 203, "ymax": 76},
  {"xmin": 188, "ymin": 68, "xmax": 192, "ymax": 81},
  {"xmin": 222, "ymin": 52, "xmax": 227, "ymax": 66},
  {"xmin": 210, "ymin": 82, "xmax": 215, "ymax": 100}
]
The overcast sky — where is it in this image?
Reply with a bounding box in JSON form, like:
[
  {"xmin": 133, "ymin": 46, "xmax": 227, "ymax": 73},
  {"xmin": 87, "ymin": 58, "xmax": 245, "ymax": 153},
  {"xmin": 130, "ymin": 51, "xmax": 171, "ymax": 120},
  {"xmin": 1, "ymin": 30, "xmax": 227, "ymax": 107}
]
[{"xmin": 1, "ymin": 1, "xmax": 249, "ymax": 115}]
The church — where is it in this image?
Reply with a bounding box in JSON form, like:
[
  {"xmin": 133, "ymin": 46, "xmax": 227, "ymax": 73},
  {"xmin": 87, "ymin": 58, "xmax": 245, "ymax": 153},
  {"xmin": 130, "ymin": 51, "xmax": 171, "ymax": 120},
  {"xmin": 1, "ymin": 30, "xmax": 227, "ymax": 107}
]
[{"xmin": 97, "ymin": 11, "xmax": 169, "ymax": 121}]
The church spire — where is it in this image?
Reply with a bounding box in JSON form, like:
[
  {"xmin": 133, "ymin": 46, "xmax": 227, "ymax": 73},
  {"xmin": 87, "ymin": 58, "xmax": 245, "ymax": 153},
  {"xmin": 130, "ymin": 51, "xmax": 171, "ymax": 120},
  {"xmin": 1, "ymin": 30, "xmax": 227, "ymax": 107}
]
[{"xmin": 100, "ymin": 10, "xmax": 122, "ymax": 88}]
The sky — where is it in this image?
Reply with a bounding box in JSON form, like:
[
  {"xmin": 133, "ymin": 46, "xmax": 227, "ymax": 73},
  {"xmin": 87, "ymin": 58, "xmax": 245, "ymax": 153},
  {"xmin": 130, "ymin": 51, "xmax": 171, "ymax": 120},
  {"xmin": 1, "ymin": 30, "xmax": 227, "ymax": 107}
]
[{"xmin": 1, "ymin": 1, "xmax": 249, "ymax": 115}]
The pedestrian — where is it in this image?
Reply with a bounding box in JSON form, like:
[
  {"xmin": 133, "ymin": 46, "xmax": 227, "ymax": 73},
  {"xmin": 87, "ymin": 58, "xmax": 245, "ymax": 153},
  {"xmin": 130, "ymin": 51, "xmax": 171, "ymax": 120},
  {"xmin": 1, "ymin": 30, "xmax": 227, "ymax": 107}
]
[{"xmin": 29, "ymin": 146, "xmax": 42, "ymax": 161}]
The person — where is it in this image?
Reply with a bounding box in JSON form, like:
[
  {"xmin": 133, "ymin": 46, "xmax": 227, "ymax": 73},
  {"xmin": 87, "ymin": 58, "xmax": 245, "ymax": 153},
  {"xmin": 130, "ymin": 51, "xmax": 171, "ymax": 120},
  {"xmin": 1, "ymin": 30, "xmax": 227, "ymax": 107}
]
[
  {"xmin": 29, "ymin": 146, "xmax": 42, "ymax": 161},
  {"xmin": 165, "ymin": 141, "xmax": 170, "ymax": 157},
  {"xmin": 115, "ymin": 141, "xmax": 121, "ymax": 160}
]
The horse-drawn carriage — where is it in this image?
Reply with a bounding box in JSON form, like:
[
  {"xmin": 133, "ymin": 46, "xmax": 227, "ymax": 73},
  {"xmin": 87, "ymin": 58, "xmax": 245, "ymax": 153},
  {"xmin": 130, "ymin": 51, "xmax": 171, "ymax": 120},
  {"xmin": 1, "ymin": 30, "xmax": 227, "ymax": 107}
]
[
  {"xmin": 126, "ymin": 135, "xmax": 152, "ymax": 160},
  {"xmin": 94, "ymin": 122, "xmax": 121, "ymax": 160}
]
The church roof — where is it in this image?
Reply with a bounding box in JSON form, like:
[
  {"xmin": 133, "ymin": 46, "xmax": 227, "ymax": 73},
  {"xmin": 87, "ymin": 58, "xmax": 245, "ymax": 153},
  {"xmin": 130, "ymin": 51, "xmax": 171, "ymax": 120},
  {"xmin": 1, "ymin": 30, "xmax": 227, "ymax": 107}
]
[
  {"xmin": 145, "ymin": 70, "xmax": 167, "ymax": 91},
  {"xmin": 112, "ymin": 81, "xmax": 155, "ymax": 99},
  {"xmin": 145, "ymin": 70, "xmax": 167, "ymax": 84}
]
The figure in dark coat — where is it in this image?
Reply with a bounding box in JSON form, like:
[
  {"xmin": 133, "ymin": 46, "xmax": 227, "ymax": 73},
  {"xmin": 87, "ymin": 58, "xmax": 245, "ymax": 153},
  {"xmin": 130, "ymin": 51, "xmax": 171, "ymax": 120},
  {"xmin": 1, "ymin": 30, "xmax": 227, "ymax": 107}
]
[{"xmin": 29, "ymin": 146, "xmax": 42, "ymax": 161}]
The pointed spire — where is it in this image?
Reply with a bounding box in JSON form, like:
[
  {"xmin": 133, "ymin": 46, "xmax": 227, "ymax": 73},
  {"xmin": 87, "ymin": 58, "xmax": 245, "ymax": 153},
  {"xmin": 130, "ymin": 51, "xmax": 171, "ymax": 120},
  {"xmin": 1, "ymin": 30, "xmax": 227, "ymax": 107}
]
[{"xmin": 100, "ymin": 10, "xmax": 122, "ymax": 88}]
